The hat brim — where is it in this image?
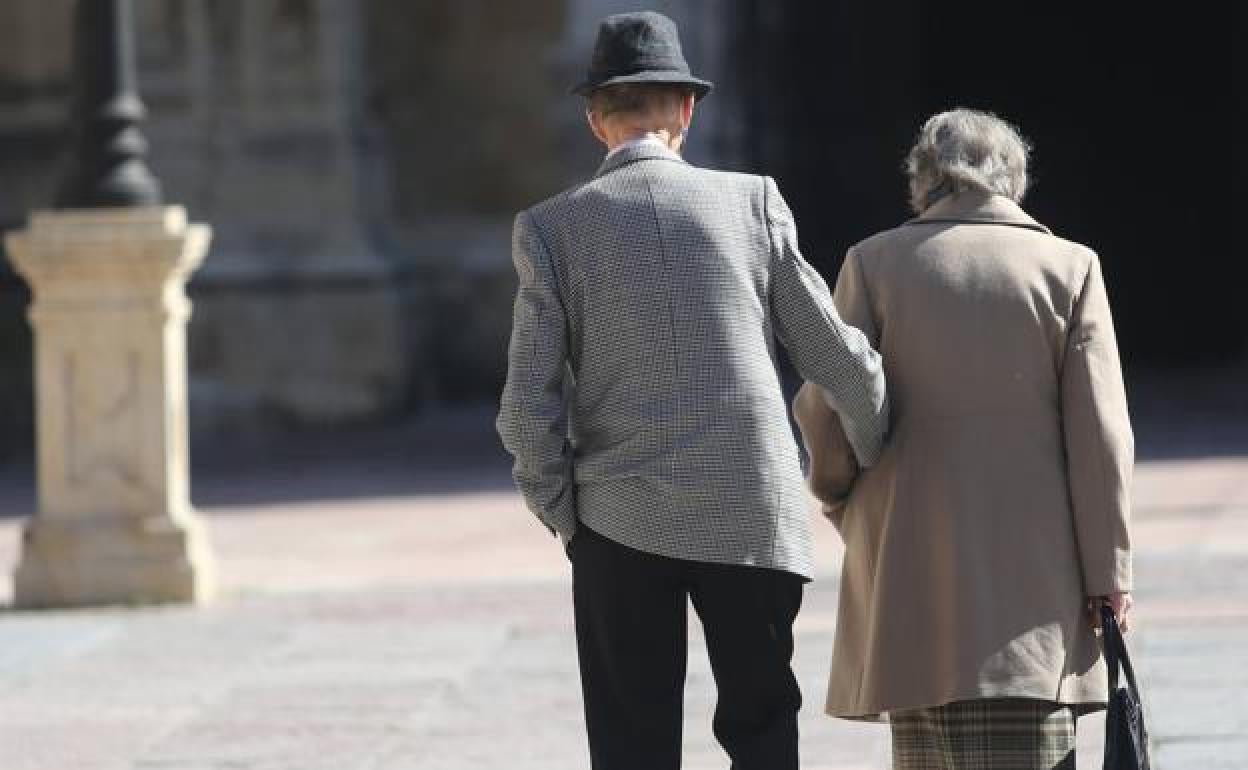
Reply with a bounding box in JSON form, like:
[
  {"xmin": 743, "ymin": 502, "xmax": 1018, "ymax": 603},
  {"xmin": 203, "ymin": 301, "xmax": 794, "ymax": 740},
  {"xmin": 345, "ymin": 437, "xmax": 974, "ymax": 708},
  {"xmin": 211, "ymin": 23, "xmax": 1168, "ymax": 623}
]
[{"xmin": 572, "ymin": 71, "xmax": 713, "ymax": 101}]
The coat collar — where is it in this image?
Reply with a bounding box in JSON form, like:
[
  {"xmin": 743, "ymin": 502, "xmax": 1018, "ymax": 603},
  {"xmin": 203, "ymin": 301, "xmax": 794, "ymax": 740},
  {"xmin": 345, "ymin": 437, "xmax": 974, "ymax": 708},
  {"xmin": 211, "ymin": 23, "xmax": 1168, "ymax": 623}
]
[
  {"xmin": 594, "ymin": 140, "xmax": 688, "ymax": 178},
  {"xmin": 905, "ymin": 192, "xmax": 1051, "ymax": 234}
]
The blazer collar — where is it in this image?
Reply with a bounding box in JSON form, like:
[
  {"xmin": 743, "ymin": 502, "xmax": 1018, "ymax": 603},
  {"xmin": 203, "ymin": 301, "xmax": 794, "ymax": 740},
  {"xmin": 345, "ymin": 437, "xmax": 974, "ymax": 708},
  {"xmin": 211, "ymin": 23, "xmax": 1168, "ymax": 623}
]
[
  {"xmin": 906, "ymin": 192, "xmax": 1051, "ymax": 234},
  {"xmin": 594, "ymin": 141, "xmax": 688, "ymax": 178}
]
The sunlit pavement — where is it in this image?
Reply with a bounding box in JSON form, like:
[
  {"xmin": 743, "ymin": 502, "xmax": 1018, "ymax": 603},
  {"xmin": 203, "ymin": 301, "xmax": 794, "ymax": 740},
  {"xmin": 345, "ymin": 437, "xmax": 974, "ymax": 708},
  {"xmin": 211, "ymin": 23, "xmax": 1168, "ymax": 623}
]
[{"xmin": 0, "ymin": 406, "xmax": 1244, "ymax": 769}]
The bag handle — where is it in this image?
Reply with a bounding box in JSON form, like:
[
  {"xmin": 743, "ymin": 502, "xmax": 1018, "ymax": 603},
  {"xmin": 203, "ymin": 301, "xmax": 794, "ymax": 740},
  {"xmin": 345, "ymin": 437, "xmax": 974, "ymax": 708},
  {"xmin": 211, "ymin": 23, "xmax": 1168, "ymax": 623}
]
[{"xmin": 1100, "ymin": 604, "xmax": 1141, "ymax": 697}]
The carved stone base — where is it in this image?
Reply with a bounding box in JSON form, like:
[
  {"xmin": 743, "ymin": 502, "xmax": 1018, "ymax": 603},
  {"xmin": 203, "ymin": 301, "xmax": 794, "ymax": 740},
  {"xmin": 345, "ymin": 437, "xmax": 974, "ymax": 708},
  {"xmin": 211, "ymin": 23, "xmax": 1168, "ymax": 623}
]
[
  {"xmin": 4, "ymin": 206, "xmax": 215, "ymax": 609},
  {"xmin": 13, "ymin": 515, "xmax": 215, "ymax": 608}
]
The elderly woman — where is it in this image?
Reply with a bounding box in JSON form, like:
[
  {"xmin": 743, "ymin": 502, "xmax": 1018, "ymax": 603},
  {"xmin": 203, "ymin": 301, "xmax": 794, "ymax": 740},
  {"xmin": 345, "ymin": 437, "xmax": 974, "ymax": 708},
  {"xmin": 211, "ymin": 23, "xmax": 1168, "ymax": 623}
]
[{"xmin": 795, "ymin": 108, "xmax": 1134, "ymax": 770}]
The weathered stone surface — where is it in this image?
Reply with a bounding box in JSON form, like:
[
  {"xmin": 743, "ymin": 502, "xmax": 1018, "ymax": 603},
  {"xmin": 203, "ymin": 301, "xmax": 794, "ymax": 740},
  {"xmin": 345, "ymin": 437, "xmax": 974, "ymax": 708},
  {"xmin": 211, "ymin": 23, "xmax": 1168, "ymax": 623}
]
[
  {"xmin": 421, "ymin": 265, "xmax": 516, "ymax": 402},
  {"xmin": 14, "ymin": 515, "xmax": 215, "ymax": 607},
  {"xmin": 4, "ymin": 207, "xmax": 215, "ymax": 607},
  {"xmin": 132, "ymin": 0, "xmax": 412, "ymax": 426},
  {"xmin": 0, "ymin": 0, "xmax": 759, "ymax": 433},
  {"xmin": 363, "ymin": 0, "xmax": 575, "ymax": 221},
  {"xmin": 188, "ymin": 279, "xmax": 409, "ymax": 429}
]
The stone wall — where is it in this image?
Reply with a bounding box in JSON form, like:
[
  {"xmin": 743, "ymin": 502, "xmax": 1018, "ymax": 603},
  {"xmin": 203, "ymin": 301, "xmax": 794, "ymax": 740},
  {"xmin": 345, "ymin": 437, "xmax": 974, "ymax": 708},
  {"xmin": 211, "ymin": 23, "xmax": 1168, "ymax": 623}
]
[
  {"xmin": 360, "ymin": 0, "xmax": 573, "ymax": 403},
  {"xmin": 360, "ymin": 0, "xmax": 754, "ymax": 402},
  {"xmin": 0, "ymin": 0, "xmax": 753, "ymax": 447},
  {"xmin": 132, "ymin": 0, "xmax": 409, "ymax": 429}
]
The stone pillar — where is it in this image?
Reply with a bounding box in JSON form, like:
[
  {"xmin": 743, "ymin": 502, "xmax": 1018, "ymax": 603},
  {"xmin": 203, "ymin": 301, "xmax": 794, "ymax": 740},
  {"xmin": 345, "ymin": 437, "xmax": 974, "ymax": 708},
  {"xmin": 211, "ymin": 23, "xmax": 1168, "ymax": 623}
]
[{"xmin": 3, "ymin": 207, "xmax": 215, "ymax": 607}]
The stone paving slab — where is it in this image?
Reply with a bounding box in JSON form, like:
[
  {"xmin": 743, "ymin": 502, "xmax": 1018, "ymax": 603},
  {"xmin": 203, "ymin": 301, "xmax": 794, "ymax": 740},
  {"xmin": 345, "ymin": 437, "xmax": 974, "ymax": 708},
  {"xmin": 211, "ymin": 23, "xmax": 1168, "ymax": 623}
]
[
  {"xmin": 0, "ymin": 568, "xmax": 1242, "ymax": 770},
  {"xmin": 0, "ymin": 406, "xmax": 1244, "ymax": 769}
]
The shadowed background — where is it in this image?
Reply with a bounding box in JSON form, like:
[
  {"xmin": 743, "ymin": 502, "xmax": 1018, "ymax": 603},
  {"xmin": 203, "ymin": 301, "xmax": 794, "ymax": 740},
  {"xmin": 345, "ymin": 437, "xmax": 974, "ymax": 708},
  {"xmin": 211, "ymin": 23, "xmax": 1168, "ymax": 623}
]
[{"xmin": 0, "ymin": 0, "xmax": 1244, "ymax": 466}]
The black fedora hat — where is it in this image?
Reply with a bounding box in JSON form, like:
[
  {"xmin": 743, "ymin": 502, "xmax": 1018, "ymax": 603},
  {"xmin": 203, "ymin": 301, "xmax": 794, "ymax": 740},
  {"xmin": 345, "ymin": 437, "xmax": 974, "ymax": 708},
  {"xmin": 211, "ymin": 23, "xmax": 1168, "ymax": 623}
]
[{"xmin": 572, "ymin": 11, "xmax": 713, "ymax": 100}]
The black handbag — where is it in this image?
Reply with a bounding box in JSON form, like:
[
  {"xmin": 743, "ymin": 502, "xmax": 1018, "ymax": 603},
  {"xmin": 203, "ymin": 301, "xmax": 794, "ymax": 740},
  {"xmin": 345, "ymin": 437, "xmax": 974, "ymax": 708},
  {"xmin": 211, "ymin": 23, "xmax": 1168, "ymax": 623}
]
[{"xmin": 1101, "ymin": 605, "xmax": 1152, "ymax": 770}]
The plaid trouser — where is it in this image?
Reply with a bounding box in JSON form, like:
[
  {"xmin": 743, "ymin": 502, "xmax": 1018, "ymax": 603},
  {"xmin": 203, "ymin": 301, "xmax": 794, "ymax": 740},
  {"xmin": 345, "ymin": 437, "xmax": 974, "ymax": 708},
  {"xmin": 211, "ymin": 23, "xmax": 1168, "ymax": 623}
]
[{"xmin": 889, "ymin": 699, "xmax": 1076, "ymax": 770}]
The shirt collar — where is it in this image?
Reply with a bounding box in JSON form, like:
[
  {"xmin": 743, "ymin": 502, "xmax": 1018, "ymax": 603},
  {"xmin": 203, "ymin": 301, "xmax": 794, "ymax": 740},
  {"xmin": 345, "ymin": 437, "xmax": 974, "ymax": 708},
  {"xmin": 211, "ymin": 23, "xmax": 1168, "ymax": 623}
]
[
  {"xmin": 605, "ymin": 135, "xmax": 680, "ymax": 161},
  {"xmin": 594, "ymin": 136, "xmax": 687, "ymax": 178}
]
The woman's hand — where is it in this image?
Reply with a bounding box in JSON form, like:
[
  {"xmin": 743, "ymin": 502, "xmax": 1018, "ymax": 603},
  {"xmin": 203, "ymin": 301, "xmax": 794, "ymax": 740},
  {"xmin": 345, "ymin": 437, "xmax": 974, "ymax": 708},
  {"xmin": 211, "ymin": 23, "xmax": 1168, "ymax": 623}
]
[{"xmin": 1088, "ymin": 591, "xmax": 1133, "ymax": 632}]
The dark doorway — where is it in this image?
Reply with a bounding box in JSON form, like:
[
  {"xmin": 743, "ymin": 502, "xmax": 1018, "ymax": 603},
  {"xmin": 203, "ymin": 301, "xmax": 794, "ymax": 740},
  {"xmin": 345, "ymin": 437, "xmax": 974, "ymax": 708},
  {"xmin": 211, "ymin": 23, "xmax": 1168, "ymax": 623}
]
[{"xmin": 748, "ymin": 2, "xmax": 1245, "ymax": 367}]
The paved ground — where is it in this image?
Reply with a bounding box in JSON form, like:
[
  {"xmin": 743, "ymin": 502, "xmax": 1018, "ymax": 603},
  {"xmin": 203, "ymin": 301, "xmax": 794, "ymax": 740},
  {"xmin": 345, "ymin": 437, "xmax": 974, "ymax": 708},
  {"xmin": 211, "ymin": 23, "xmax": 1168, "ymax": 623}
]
[{"xmin": 0, "ymin": 400, "xmax": 1245, "ymax": 769}]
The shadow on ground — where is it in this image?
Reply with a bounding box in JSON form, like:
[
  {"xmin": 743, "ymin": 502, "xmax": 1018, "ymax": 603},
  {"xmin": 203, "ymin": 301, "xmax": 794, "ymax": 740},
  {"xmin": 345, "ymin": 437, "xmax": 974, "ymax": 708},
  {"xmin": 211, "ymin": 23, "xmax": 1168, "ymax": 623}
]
[
  {"xmin": 0, "ymin": 406, "xmax": 515, "ymax": 517},
  {"xmin": 0, "ymin": 368, "xmax": 1244, "ymax": 518}
]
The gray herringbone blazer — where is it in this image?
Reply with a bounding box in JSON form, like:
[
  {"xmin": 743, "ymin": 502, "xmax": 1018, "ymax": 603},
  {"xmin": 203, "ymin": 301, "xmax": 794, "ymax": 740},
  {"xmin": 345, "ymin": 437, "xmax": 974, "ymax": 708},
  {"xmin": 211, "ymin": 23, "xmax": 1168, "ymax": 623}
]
[{"xmin": 496, "ymin": 142, "xmax": 888, "ymax": 578}]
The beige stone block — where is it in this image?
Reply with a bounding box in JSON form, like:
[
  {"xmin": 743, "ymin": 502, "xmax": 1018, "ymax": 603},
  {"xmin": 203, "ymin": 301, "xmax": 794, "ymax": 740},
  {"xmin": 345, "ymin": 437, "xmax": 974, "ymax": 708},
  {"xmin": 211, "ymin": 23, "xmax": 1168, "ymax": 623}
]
[
  {"xmin": 13, "ymin": 515, "xmax": 215, "ymax": 607},
  {"xmin": 4, "ymin": 206, "xmax": 216, "ymax": 608},
  {"xmin": 188, "ymin": 279, "xmax": 409, "ymax": 428}
]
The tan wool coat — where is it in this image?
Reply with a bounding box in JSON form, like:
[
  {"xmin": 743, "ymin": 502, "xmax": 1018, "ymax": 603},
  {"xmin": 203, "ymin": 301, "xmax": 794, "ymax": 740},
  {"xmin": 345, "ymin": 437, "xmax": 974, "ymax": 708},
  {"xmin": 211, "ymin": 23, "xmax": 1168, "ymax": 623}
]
[{"xmin": 794, "ymin": 192, "xmax": 1134, "ymax": 720}]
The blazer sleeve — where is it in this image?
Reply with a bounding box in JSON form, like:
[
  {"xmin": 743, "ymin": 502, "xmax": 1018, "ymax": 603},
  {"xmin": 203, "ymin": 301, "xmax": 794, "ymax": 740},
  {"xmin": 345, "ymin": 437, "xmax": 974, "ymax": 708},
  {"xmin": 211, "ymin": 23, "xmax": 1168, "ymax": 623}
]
[
  {"xmin": 791, "ymin": 248, "xmax": 878, "ymax": 524},
  {"xmin": 495, "ymin": 210, "xmax": 577, "ymax": 539},
  {"xmin": 764, "ymin": 177, "xmax": 889, "ymax": 467},
  {"xmin": 1061, "ymin": 252, "xmax": 1134, "ymax": 596}
]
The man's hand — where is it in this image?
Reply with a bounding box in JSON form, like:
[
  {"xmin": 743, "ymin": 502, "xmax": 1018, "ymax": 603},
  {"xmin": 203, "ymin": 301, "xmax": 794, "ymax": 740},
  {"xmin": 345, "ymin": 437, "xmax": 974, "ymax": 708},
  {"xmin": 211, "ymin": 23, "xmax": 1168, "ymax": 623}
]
[{"xmin": 1088, "ymin": 591, "xmax": 1133, "ymax": 633}]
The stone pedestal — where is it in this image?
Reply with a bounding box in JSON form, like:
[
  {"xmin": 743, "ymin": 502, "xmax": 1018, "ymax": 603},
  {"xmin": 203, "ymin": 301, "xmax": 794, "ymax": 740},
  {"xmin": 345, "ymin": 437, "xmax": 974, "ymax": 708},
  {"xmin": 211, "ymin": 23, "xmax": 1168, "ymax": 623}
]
[{"xmin": 3, "ymin": 207, "xmax": 215, "ymax": 607}]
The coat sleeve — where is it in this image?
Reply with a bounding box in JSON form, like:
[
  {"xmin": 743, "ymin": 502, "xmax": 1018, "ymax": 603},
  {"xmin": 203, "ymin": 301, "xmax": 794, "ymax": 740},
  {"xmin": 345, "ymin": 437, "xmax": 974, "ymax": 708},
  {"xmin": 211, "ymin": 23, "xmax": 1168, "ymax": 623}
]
[
  {"xmin": 1061, "ymin": 252, "xmax": 1134, "ymax": 596},
  {"xmin": 495, "ymin": 211, "xmax": 576, "ymax": 539},
  {"xmin": 792, "ymin": 381, "xmax": 858, "ymax": 530},
  {"xmin": 765, "ymin": 176, "xmax": 889, "ymax": 467}
]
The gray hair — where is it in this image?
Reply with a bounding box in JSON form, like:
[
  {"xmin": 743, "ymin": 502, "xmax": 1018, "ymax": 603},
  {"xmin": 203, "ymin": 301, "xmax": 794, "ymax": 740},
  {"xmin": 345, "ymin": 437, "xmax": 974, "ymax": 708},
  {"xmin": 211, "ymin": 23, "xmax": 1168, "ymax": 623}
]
[
  {"xmin": 587, "ymin": 83, "xmax": 694, "ymax": 119},
  {"xmin": 904, "ymin": 108, "xmax": 1032, "ymax": 213}
]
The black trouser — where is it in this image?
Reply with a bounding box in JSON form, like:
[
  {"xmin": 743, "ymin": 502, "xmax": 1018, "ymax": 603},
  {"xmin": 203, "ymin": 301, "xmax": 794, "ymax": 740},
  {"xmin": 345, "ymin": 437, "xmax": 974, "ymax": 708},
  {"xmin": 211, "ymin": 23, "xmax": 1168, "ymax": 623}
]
[{"xmin": 570, "ymin": 524, "xmax": 805, "ymax": 770}]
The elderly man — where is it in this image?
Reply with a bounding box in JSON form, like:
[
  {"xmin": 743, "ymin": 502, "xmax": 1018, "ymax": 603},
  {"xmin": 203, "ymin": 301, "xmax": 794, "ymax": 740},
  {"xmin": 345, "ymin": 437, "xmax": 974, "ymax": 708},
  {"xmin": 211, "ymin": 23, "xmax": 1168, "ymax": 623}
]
[{"xmin": 497, "ymin": 12, "xmax": 888, "ymax": 770}]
